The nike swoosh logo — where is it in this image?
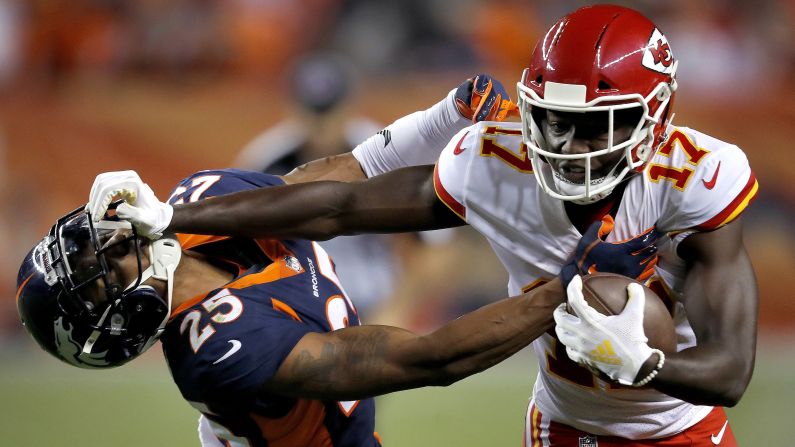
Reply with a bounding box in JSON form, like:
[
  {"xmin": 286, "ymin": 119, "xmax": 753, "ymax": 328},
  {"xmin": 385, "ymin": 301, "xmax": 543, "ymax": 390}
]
[
  {"xmin": 702, "ymin": 161, "xmax": 721, "ymax": 190},
  {"xmin": 452, "ymin": 131, "xmax": 469, "ymax": 155},
  {"xmin": 711, "ymin": 420, "xmax": 729, "ymax": 445},
  {"xmin": 213, "ymin": 339, "xmax": 242, "ymax": 365}
]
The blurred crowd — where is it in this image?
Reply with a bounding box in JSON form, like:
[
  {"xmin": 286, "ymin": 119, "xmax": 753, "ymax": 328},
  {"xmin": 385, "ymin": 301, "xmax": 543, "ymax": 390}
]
[
  {"xmin": 1, "ymin": 0, "xmax": 794, "ymax": 339},
  {"xmin": 0, "ymin": 0, "xmax": 790, "ymax": 91}
]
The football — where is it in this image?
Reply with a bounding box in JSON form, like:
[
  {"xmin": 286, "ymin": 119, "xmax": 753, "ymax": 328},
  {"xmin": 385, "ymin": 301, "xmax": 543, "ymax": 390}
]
[{"xmin": 568, "ymin": 272, "xmax": 677, "ymax": 353}]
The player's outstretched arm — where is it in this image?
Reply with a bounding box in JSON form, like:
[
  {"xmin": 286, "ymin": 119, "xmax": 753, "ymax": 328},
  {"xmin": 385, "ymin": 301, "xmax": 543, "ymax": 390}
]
[
  {"xmin": 264, "ymin": 280, "xmax": 563, "ymax": 401},
  {"xmin": 280, "ymin": 73, "xmax": 516, "ymax": 186},
  {"xmin": 87, "ymin": 166, "xmax": 462, "ymax": 240},
  {"xmin": 171, "ymin": 165, "xmax": 464, "ymax": 240},
  {"xmin": 281, "ymin": 153, "xmax": 367, "ymax": 185},
  {"xmin": 173, "ymin": 74, "xmax": 515, "ymax": 234},
  {"xmin": 647, "ymin": 218, "xmax": 757, "ymax": 406},
  {"xmin": 87, "ymin": 74, "xmax": 514, "ymax": 233}
]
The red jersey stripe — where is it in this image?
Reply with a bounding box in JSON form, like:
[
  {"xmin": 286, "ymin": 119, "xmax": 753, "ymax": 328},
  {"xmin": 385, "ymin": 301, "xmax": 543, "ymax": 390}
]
[
  {"xmin": 433, "ymin": 163, "xmax": 466, "ymax": 220},
  {"xmin": 695, "ymin": 172, "xmax": 759, "ymax": 231}
]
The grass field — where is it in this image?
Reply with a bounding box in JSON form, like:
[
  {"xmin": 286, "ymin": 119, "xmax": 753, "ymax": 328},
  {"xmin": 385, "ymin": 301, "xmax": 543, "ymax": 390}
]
[{"xmin": 1, "ymin": 339, "xmax": 793, "ymax": 446}]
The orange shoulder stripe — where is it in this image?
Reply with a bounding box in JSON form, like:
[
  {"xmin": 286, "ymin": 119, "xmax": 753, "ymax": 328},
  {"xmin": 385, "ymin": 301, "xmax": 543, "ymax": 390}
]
[
  {"xmin": 170, "ymin": 258, "xmax": 302, "ymax": 319},
  {"xmin": 256, "ymin": 239, "xmax": 294, "ymax": 262},
  {"xmin": 225, "ymin": 259, "xmax": 301, "ymax": 290},
  {"xmin": 177, "ymin": 233, "xmax": 231, "ymax": 250},
  {"xmin": 271, "ymin": 298, "xmax": 302, "ymax": 322},
  {"xmin": 170, "ymin": 292, "xmax": 206, "ymax": 319}
]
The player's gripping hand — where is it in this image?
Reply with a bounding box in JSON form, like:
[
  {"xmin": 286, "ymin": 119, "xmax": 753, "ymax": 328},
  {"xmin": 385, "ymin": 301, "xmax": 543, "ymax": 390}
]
[
  {"xmin": 454, "ymin": 74, "xmax": 519, "ymax": 123},
  {"xmin": 87, "ymin": 170, "xmax": 173, "ymax": 239},
  {"xmin": 553, "ymin": 275, "xmax": 662, "ymax": 386},
  {"xmin": 559, "ymin": 216, "xmax": 662, "ymax": 287}
]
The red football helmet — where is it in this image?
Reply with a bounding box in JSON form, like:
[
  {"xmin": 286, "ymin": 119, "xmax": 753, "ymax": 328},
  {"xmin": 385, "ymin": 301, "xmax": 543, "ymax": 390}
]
[{"xmin": 516, "ymin": 5, "xmax": 677, "ymax": 203}]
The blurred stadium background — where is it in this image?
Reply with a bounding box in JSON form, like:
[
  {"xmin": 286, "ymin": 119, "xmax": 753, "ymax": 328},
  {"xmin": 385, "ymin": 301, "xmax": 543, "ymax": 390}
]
[{"xmin": 1, "ymin": 0, "xmax": 793, "ymax": 445}]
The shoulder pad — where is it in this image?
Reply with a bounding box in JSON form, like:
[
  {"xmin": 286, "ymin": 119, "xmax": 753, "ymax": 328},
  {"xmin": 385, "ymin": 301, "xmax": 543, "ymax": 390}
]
[{"xmin": 651, "ymin": 128, "xmax": 758, "ymax": 232}]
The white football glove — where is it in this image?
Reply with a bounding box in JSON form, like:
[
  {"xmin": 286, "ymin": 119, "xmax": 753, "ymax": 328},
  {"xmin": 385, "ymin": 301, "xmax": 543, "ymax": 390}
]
[
  {"xmin": 87, "ymin": 170, "xmax": 173, "ymax": 239},
  {"xmin": 553, "ymin": 275, "xmax": 656, "ymax": 386}
]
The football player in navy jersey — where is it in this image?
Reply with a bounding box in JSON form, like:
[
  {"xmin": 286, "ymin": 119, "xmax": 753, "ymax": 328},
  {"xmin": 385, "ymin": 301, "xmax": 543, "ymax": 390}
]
[
  {"xmin": 16, "ymin": 80, "xmax": 567, "ymax": 446},
  {"xmin": 17, "ymin": 168, "xmax": 561, "ymax": 446}
]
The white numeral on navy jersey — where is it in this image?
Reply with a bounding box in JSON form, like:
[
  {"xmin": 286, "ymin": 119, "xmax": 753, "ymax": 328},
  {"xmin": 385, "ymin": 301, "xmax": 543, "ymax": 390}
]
[
  {"xmin": 325, "ymin": 294, "xmax": 360, "ymax": 416},
  {"xmin": 312, "ymin": 242, "xmax": 357, "ymax": 312},
  {"xmin": 180, "ymin": 311, "xmax": 215, "ymax": 353},
  {"xmin": 169, "ymin": 174, "xmax": 222, "ymax": 205},
  {"xmin": 180, "ymin": 289, "xmax": 244, "ymax": 352},
  {"xmin": 325, "ymin": 295, "xmax": 350, "ymax": 331},
  {"xmin": 314, "ymin": 243, "xmax": 361, "ymax": 417},
  {"xmin": 203, "ymin": 289, "xmax": 243, "ymax": 323}
]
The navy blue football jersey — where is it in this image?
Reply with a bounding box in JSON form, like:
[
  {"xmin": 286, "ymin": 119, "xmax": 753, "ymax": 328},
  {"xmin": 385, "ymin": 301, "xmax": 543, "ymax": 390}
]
[{"xmin": 160, "ymin": 169, "xmax": 380, "ymax": 446}]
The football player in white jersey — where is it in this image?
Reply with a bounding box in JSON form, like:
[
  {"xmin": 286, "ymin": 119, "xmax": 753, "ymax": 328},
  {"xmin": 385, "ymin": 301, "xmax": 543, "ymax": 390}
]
[{"xmin": 86, "ymin": 5, "xmax": 757, "ymax": 446}]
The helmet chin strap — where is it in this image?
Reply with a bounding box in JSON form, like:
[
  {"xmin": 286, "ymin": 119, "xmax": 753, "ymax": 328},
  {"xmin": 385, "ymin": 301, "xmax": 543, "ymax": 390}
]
[
  {"xmin": 81, "ymin": 234, "xmax": 182, "ymax": 356},
  {"xmin": 553, "ymin": 173, "xmax": 614, "ymax": 204},
  {"xmin": 551, "ymin": 155, "xmax": 629, "ymax": 205},
  {"xmin": 134, "ymin": 234, "xmax": 182, "ymax": 336}
]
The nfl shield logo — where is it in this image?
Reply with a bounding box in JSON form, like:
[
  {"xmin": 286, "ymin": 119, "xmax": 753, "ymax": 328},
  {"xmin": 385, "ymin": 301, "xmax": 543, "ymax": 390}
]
[
  {"xmin": 578, "ymin": 435, "xmax": 598, "ymax": 447},
  {"xmin": 284, "ymin": 256, "xmax": 302, "ymax": 272}
]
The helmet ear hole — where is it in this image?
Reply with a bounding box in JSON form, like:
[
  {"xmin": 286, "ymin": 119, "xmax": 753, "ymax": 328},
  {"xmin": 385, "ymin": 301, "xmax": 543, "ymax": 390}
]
[{"xmin": 656, "ymin": 84, "xmax": 672, "ymax": 101}]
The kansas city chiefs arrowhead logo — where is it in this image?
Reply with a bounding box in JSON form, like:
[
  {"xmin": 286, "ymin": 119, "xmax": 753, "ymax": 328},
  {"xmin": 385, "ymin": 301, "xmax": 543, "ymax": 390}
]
[{"xmin": 642, "ymin": 28, "xmax": 675, "ymax": 74}]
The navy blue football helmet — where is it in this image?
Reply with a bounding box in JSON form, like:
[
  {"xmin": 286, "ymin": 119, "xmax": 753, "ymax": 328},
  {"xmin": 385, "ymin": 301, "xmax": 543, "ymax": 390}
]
[{"xmin": 16, "ymin": 204, "xmax": 180, "ymax": 368}]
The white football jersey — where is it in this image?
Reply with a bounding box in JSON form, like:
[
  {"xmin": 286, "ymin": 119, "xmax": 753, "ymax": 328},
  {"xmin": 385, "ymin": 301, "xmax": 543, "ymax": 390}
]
[{"xmin": 433, "ymin": 121, "xmax": 758, "ymax": 439}]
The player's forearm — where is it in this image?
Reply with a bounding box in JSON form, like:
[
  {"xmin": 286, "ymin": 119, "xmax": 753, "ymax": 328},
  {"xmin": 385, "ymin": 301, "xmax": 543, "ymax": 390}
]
[
  {"xmin": 353, "ymin": 89, "xmax": 468, "ymax": 178},
  {"xmin": 170, "ymin": 165, "xmax": 456, "ymax": 240},
  {"xmin": 269, "ymin": 280, "xmax": 563, "ymax": 401},
  {"xmin": 281, "ymin": 153, "xmax": 368, "ymax": 185},
  {"xmin": 649, "ymin": 242, "xmax": 757, "ymax": 406},
  {"xmin": 170, "ymin": 180, "xmax": 351, "ymax": 240},
  {"xmin": 336, "ymin": 281, "xmax": 562, "ymax": 399},
  {"xmin": 650, "ymin": 343, "xmax": 755, "ymax": 407},
  {"xmin": 649, "ymin": 318, "xmax": 757, "ymax": 406},
  {"xmin": 267, "ymin": 326, "xmax": 420, "ymax": 401},
  {"xmin": 417, "ymin": 279, "xmax": 563, "ymax": 385}
]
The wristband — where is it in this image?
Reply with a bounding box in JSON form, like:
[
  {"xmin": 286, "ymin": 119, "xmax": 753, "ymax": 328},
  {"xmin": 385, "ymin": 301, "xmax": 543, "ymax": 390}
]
[{"xmin": 633, "ymin": 349, "xmax": 665, "ymax": 387}]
